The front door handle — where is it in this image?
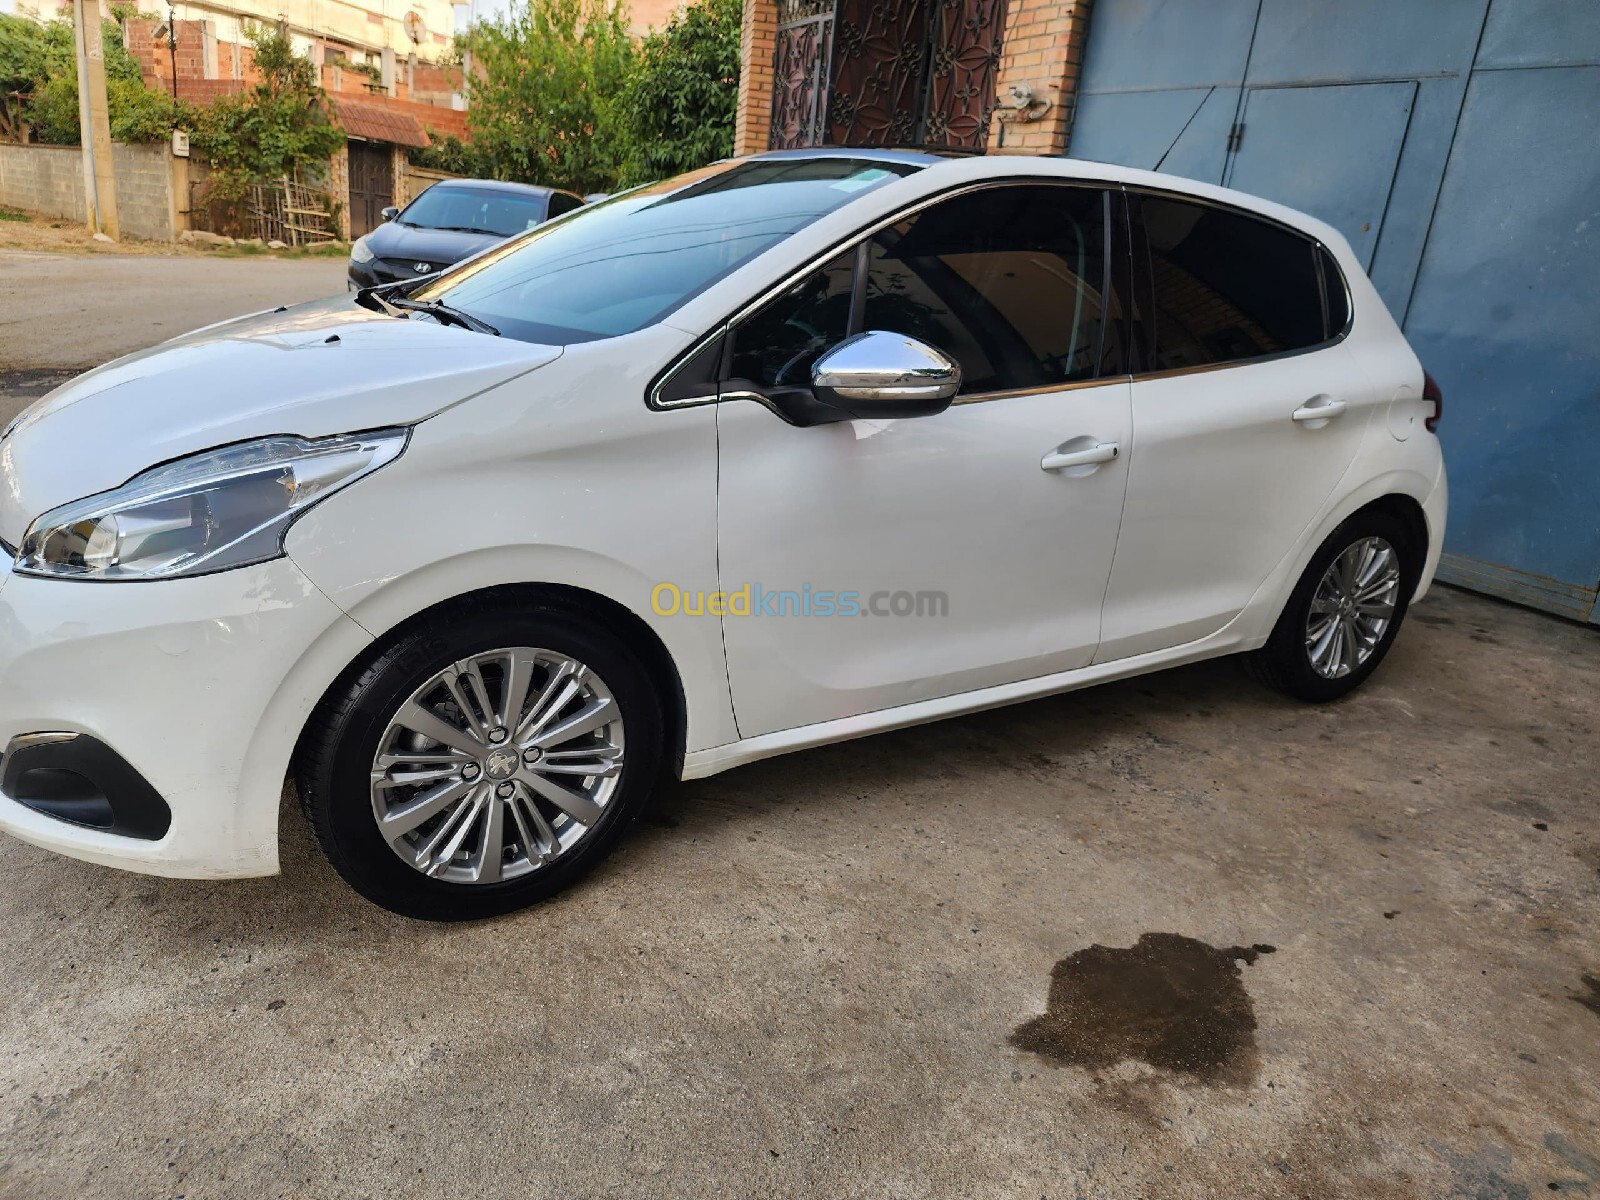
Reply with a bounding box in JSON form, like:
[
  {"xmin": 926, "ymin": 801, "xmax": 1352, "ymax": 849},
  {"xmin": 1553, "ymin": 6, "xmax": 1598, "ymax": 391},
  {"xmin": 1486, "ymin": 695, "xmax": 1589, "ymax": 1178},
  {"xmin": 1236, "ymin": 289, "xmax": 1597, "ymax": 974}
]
[
  {"xmin": 1041, "ymin": 441, "xmax": 1120, "ymax": 472},
  {"xmin": 1292, "ymin": 395, "xmax": 1347, "ymax": 423}
]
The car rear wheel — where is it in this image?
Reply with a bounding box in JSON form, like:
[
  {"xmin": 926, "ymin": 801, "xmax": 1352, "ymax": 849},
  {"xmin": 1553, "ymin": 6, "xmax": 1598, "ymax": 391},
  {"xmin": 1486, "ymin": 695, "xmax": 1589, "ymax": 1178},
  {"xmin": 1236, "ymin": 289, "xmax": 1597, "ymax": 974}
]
[
  {"xmin": 297, "ymin": 600, "xmax": 662, "ymax": 920},
  {"xmin": 1248, "ymin": 510, "xmax": 1420, "ymax": 703}
]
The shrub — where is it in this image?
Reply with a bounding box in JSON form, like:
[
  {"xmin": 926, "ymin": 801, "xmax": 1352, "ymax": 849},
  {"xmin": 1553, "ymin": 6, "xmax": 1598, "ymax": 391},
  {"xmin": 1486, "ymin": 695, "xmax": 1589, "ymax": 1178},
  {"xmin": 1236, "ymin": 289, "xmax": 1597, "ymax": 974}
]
[
  {"xmin": 456, "ymin": 0, "xmax": 635, "ymax": 194},
  {"xmin": 620, "ymin": 0, "xmax": 740, "ymax": 186},
  {"xmin": 188, "ymin": 26, "xmax": 344, "ymax": 200}
]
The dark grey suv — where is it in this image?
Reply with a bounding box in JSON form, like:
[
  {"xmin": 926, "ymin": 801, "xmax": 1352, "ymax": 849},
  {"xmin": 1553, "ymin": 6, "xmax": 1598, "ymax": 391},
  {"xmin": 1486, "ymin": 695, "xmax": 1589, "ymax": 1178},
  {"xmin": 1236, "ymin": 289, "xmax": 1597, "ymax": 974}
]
[{"xmin": 348, "ymin": 179, "xmax": 585, "ymax": 289}]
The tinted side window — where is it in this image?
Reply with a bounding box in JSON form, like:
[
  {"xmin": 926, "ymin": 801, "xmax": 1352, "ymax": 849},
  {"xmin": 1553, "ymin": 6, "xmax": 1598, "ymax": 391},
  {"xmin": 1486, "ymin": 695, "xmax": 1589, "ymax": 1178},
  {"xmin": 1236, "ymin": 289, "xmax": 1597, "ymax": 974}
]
[
  {"xmin": 547, "ymin": 192, "xmax": 582, "ymax": 218},
  {"xmin": 862, "ymin": 185, "xmax": 1119, "ymax": 394},
  {"xmin": 728, "ymin": 252, "xmax": 854, "ymax": 388},
  {"xmin": 1138, "ymin": 196, "xmax": 1328, "ymax": 371}
]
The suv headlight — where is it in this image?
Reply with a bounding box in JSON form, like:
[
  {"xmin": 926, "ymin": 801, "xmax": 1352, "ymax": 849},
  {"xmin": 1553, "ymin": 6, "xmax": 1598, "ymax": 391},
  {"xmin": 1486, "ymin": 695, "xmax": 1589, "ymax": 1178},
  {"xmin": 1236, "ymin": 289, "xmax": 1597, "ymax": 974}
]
[
  {"xmin": 350, "ymin": 235, "xmax": 376, "ymax": 264},
  {"xmin": 16, "ymin": 429, "xmax": 407, "ymax": 581}
]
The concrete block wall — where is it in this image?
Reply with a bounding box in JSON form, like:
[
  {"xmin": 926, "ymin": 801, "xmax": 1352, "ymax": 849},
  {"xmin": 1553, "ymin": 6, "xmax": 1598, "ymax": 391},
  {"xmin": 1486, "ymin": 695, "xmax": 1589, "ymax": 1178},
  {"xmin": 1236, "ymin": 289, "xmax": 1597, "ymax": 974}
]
[
  {"xmin": 0, "ymin": 142, "xmax": 180, "ymax": 241},
  {"xmin": 0, "ymin": 145, "xmax": 84, "ymax": 223},
  {"xmin": 111, "ymin": 143, "xmax": 179, "ymax": 240}
]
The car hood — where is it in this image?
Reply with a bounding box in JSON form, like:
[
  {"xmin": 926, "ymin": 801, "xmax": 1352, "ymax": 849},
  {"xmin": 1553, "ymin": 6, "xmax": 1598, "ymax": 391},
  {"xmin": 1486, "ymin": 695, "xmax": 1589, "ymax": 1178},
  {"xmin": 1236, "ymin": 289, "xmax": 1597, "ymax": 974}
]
[
  {"xmin": 0, "ymin": 297, "xmax": 560, "ymax": 545},
  {"xmin": 365, "ymin": 222, "xmax": 507, "ymax": 265}
]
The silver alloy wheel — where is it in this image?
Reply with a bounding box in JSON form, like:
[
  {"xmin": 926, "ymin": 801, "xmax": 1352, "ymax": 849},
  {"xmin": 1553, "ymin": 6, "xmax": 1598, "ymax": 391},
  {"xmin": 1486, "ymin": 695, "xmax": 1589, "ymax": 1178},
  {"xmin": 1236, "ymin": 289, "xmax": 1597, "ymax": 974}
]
[
  {"xmin": 1305, "ymin": 536, "xmax": 1402, "ymax": 679},
  {"xmin": 370, "ymin": 648, "xmax": 625, "ymax": 884}
]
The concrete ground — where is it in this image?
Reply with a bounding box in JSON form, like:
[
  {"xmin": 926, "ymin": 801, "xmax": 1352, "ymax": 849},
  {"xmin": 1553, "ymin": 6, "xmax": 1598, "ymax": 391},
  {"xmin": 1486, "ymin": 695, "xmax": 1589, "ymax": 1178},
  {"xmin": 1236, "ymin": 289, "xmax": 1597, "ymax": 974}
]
[
  {"xmin": 1, "ymin": 251, "xmax": 1597, "ymax": 1199},
  {"xmin": 0, "ymin": 248, "xmax": 348, "ymax": 408}
]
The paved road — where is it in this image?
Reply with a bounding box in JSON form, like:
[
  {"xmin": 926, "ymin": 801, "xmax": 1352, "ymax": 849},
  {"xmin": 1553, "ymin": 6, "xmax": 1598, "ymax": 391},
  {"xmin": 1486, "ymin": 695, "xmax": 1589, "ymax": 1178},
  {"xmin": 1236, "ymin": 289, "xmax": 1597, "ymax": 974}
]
[
  {"xmin": 0, "ymin": 249, "xmax": 347, "ymax": 428},
  {"xmin": 1, "ymin": 251, "xmax": 1598, "ymax": 1199}
]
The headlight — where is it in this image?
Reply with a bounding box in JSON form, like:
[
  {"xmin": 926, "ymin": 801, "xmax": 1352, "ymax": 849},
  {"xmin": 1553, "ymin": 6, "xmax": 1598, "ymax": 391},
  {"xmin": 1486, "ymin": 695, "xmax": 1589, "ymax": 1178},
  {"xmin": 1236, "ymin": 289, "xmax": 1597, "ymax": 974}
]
[
  {"xmin": 16, "ymin": 429, "xmax": 407, "ymax": 581},
  {"xmin": 350, "ymin": 236, "xmax": 375, "ymax": 264}
]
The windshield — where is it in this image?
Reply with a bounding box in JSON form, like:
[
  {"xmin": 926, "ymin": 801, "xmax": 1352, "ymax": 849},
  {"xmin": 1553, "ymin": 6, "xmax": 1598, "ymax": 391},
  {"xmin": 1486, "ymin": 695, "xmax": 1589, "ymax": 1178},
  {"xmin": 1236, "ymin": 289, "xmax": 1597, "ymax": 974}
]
[
  {"xmin": 399, "ymin": 185, "xmax": 548, "ymax": 237},
  {"xmin": 408, "ymin": 157, "xmax": 923, "ymax": 345}
]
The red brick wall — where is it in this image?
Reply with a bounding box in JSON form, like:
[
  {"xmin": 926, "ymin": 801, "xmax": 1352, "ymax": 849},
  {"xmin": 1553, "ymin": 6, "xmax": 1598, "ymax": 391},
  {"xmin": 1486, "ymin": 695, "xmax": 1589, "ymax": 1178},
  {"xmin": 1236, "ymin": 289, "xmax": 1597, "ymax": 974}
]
[
  {"xmin": 123, "ymin": 18, "xmax": 464, "ymax": 142},
  {"xmin": 124, "ymin": 19, "xmax": 234, "ymax": 103},
  {"xmin": 988, "ymin": 0, "xmax": 1094, "ymax": 155}
]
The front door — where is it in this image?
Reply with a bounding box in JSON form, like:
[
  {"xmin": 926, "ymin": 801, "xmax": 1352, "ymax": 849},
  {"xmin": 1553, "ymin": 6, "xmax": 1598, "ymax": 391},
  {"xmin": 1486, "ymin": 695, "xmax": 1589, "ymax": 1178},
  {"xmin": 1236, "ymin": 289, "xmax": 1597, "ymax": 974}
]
[
  {"xmin": 716, "ymin": 184, "xmax": 1133, "ymax": 737},
  {"xmin": 1096, "ymin": 190, "xmax": 1377, "ymax": 662},
  {"xmin": 348, "ymin": 140, "xmax": 393, "ymax": 239}
]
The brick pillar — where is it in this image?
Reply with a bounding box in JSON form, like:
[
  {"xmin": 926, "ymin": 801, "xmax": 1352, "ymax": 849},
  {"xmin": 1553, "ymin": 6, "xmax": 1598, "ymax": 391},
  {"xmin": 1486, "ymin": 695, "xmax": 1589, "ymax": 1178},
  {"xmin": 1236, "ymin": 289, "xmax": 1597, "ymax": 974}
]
[
  {"xmin": 734, "ymin": 0, "xmax": 778, "ymax": 156},
  {"xmin": 988, "ymin": 0, "xmax": 1095, "ymax": 155},
  {"xmin": 329, "ymin": 144, "xmax": 350, "ymax": 241}
]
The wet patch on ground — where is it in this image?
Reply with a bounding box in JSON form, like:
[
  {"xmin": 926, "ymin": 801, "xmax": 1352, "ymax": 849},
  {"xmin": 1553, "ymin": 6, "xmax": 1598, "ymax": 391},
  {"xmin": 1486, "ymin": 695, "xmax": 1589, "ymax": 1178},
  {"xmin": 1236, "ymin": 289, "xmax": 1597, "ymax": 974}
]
[
  {"xmin": 1546, "ymin": 1133, "xmax": 1600, "ymax": 1192},
  {"xmin": 0, "ymin": 367, "xmax": 84, "ymax": 398},
  {"xmin": 1571, "ymin": 974, "xmax": 1600, "ymax": 1019},
  {"xmin": 1434, "ymin": 1143, "xmax": 1531, "ymax": 1200},
  {"xmin": 1011, "ymin": 933, "xmax": 1275, "ymax": 1083}
]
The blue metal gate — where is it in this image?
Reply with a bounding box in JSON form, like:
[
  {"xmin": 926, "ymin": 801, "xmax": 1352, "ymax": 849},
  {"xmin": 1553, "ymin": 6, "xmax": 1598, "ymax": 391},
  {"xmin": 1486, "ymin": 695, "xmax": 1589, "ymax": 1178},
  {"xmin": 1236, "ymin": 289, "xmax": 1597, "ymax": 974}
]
[{"xmin": 1069, "ymin": 0, "xmax": 1600, "ymax": 622}]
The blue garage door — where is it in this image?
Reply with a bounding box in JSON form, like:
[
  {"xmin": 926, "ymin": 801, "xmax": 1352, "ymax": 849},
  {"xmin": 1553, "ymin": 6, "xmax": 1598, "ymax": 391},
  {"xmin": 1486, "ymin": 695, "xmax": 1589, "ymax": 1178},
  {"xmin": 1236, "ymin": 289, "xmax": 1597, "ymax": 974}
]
[
  {"xmin": 1225, "ymin": 82, "xmax": 1415, "ymax": 271},
  {"xmin": 1403, "ymin": 65, "xmax": 1600, "ymax": 617},
  {"xmin": 1069, "ymin": 0, "xmax": 1600, "ymax": 622}
]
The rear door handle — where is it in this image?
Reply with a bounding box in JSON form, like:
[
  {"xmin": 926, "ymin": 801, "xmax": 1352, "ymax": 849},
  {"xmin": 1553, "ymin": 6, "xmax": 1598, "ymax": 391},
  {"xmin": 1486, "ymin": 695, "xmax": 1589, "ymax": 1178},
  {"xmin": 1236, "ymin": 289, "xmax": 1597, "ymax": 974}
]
[
  {"xmin": 1292, "ymin": 396, "xmax": 1347, "ymax": 423},
  {"xmin": 1041, "ymin": 441, "xmax": 1120, "ymax": 471}
]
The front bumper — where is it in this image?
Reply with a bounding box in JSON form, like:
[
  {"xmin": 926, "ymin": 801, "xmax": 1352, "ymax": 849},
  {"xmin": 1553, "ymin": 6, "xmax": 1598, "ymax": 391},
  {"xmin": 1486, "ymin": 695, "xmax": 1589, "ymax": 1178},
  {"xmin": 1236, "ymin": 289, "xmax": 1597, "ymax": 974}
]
[
  {"xmin": 347, "ymin": 257, "xmax": 448, "ymax": 291},
  {"xmin": 0, "ymin": 549, "xmax": 370, "ymax": 877},
  {"xmin": 347, "ymin": 257, "xmax": 381, "ymax": 290}
]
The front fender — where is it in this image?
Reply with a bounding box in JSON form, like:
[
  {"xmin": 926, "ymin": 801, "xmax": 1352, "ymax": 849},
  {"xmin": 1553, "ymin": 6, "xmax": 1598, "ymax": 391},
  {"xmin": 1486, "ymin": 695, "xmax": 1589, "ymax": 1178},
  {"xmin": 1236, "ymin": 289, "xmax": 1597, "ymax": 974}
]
[{"xmin": 283, "ymin": 331, "xmax": 736, "ymax": 754}]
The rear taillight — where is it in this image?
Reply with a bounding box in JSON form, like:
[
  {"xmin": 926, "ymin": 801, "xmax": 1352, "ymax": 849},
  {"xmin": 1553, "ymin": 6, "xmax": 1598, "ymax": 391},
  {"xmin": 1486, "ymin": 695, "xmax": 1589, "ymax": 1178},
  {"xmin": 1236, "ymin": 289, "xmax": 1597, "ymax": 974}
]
[{"xmin": 1422, "ymin": 371, "xmax": 1443, "ymax": 433}]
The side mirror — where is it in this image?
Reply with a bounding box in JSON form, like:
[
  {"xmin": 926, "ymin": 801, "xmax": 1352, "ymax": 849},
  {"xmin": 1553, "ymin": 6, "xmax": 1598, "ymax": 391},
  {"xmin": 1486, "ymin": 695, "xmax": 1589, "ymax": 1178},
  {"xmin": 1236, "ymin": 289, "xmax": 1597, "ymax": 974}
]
[
  {"xmin": 809, "ymin": 331, "xmax": 960, "ymax": 420},
  {"xmin": 381, "ymin": 205, "xmax": 400, "ymax": 222}
]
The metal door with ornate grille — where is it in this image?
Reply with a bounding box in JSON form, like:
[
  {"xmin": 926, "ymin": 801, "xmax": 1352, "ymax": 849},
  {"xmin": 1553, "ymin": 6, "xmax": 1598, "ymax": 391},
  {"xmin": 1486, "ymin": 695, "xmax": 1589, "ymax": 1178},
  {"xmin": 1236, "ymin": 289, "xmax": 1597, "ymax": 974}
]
[
  {"xmin": 772, "ymin": 0, "xmax": 836, "ymax": 149},
  {"xmin": 770, "ymin": 0, "xmax": 1007, "ymax": 153}
]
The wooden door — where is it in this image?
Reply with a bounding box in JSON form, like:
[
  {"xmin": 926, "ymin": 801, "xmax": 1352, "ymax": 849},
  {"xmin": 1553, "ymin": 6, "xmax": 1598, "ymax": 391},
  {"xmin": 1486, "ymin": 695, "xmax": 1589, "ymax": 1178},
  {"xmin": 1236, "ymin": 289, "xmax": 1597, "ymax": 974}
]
[{"xmin": 348, "ymin": 141, "xmax": 393, "ymax": 238}]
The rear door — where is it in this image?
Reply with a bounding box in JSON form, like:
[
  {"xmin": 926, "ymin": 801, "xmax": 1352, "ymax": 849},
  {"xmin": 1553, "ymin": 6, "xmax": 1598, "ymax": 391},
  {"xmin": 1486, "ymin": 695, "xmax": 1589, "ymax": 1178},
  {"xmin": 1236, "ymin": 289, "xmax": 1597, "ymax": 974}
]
[{"xmin": 1096, "ymin": 190, "xmax": 1377, "ymax": 662}]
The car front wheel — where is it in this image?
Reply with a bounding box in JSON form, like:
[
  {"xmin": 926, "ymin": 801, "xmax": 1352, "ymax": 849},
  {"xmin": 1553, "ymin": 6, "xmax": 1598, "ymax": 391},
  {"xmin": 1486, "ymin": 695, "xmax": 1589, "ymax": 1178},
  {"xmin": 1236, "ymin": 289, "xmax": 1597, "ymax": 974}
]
[{"xmin": 297, "ymin": 599, "xmax": 663, "ymax": 920}]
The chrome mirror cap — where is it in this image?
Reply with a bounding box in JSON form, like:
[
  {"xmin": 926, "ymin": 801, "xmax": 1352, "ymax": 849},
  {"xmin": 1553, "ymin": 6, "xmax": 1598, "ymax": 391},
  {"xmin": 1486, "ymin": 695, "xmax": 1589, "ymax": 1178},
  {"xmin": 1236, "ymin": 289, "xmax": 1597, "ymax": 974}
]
[{"xmin": 811, "ymin": 331, "xmax": 962, "ymax": 405}]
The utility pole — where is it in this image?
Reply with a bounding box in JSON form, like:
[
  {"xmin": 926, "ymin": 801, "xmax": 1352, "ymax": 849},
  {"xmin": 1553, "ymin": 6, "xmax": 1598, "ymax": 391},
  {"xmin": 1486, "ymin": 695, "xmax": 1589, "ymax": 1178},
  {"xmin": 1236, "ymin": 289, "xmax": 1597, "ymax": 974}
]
[
  {"xmin": 73, "ymin": 0, "xmax": 120, "ymax": 241},
  {"xmin": 165, "ymin": 7, "xmax": 179, "ymax": 101}
]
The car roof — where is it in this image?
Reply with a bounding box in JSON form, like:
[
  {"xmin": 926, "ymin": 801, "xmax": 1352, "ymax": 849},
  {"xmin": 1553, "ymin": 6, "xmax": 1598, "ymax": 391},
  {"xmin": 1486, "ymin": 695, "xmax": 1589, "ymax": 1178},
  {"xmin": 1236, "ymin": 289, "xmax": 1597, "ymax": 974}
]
[
  {"xmin": 741, "ymin": 147, "xmax": 1351, "ymax": 258},
  {"xmin": 747, "ymin": 147, "xmax": 954, "ymax": 169}
]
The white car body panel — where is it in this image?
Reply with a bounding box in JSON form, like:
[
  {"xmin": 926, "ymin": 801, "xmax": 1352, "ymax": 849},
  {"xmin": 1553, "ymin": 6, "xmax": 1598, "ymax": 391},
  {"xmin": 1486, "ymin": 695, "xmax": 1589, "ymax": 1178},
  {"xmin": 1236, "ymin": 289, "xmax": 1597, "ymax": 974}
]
[
  {"xmin": 0, "ymin": 550, "xmax": 370, "ymax": 876},
  {"xmin": 0, "ymin": 152, "xmax": 1446, "ymax": 878},
  {"xmin": 0, "ymin": 301, "xmax": 559, "ymax": 545},
  {"xmin": 716, "ymin": 379, "xmax": 1132, "ymax": 736},
  {"xmin": 283, "ymin": 323, "xmax": 740, "ymax": 755},
  {"xmin": 1094, "ymin": 339, "xmax": 1380, "ymax": 662}
]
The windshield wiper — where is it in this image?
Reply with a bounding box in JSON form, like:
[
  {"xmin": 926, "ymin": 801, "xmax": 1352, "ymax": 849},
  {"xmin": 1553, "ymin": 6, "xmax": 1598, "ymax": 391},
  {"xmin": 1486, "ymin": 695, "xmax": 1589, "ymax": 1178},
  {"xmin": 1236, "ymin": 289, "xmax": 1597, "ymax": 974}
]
[
  {"xmin": 386, "ymin": 295, "xmax": 501, "ymax": 336},
  {"xmin": 435, "ymin": 225, "xmax": 504, "ymax": 236},
  {"xmin": 353, "ymin": 282, "xmax": 397, "ymax": 314}
]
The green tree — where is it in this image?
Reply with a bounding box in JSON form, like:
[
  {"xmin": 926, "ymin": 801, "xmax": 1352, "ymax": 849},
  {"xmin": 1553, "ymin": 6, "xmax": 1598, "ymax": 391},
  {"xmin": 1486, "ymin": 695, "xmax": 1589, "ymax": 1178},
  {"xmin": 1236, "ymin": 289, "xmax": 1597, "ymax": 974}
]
[
  {"xmin": 0, "ymin": 12, "xmax": 180, "ymax": 144},
  {"xmin": 189, "ymin": 26, "xmax": 344, "ymax": 199},
  {"xmin": 457, "ymin": 0, "xmax": 635, "ymax": 195},
  {"xmin": 620, "ymin": 0, "xmax": 740, "ymax": 186}
]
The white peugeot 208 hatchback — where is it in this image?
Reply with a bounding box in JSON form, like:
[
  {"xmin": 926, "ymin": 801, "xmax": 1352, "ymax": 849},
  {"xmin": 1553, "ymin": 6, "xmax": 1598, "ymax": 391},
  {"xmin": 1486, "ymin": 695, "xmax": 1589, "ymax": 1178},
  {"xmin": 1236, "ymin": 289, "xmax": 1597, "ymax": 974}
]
[{"xmin": 0, "ymin": 150, "xmax": 1446, "ymax": 919}]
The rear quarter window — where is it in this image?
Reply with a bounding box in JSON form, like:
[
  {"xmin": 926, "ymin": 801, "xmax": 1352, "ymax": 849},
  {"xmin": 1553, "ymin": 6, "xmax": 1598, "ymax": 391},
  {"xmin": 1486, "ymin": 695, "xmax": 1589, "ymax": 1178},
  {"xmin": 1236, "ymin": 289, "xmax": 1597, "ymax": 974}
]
[{"xmin": 1136, "ymin": 195, "xmax": 1336, "ymax": 372}]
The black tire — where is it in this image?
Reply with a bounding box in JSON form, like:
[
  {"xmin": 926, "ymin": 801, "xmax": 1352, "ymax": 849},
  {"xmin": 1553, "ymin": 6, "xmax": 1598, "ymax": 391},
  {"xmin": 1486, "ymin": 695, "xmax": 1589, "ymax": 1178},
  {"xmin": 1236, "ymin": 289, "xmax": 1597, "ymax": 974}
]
[
  {"xmin": 1247, "ymin": 509, "xmax": 1421, "ymax": 703},
  {"xmin": 296, "ymin": 597, "xmax": 663, "ymax": 920}
]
